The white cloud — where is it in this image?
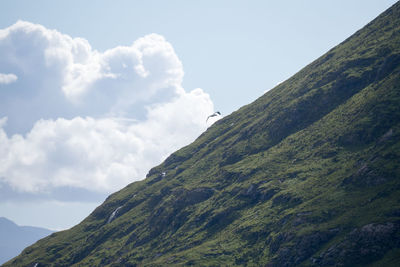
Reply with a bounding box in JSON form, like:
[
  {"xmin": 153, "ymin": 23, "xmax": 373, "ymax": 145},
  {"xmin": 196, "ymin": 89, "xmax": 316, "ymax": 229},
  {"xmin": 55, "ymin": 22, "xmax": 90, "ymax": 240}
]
[
  {"xmin": 0, "ymin": 21, "xmax": 186, "ymax": 134},
  {"xmin": 0, "ymin": 73, "xmax": 17, "ymax": 84},
  {"xmin": 0, "ymin": 21, "xmax": 215, "ymax": 196}
]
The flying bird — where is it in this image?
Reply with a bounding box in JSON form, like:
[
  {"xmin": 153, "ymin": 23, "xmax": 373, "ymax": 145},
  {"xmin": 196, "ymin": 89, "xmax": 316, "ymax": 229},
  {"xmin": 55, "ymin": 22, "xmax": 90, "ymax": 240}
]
[{"xmin": 206, "ymin": 111, "xmax": 221, "ymax": 122}]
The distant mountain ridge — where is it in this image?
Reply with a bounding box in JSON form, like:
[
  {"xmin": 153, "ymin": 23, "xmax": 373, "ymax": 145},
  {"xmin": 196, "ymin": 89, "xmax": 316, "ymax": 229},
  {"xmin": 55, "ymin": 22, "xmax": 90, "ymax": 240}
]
[
  {"xmin": 0, "ymin": 217, "xmax": 52, "ymax": 265},
  {"xmin": 5, "ymin": 2, "xmax": 400, "ymax": 266}
]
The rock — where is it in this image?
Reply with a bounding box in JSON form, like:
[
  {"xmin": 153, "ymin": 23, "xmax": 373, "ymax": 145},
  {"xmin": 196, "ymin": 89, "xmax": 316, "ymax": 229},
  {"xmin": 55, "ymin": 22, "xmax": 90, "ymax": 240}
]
[
  {"xmin": 313, "ymin": 222, "xmax": 400, "ymax": 266},
  {"xmin": 342, "ymin": 162, "xmax": 388, "ymax": 187},
  {"xmin": 269, "ymin": 230, "xmax": 337, "ymax": 266},
  {"xmin": 378, "ymin": 128, "xmax": 394, "ymax": 143}
]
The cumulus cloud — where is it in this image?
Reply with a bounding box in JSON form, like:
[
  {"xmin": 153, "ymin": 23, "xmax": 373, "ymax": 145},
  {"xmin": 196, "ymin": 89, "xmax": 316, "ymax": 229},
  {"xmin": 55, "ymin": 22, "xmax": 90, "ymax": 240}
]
[
  {"xmin": 0, "ymin": 21, "xmax": 217, "ymax": 197},
  {"xmin": 0, "ymin": 73, "xmax": 17, "ymax": 84},
  {"xmin": 0, "ymin": 21, "xmax": 186, "ymax": 134}
]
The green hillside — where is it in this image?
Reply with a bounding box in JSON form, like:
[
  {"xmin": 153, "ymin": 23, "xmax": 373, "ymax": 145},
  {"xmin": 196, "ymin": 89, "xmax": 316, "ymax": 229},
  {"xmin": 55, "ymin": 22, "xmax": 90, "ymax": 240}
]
[{"xmin": 5, "ymin": 2, "xmax": 400, "ymax": 266}]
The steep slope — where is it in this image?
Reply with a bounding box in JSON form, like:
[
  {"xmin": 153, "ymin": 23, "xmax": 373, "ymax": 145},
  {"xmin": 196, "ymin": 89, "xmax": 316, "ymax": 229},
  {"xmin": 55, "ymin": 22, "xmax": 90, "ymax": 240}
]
[
  {"xmin": 5, "ymin": 2, "xmax": 400, "ymax": 266},
  {"xmin": 0, "ymin": 217, "xmax": 53, "ymax": 265}
]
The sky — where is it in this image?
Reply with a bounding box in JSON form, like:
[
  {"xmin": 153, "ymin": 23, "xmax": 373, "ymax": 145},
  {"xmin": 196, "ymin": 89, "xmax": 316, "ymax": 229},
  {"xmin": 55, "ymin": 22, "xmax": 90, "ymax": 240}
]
[{"xmin": 0, "ymin": 0, "xmax": 397, "ymax": 231}]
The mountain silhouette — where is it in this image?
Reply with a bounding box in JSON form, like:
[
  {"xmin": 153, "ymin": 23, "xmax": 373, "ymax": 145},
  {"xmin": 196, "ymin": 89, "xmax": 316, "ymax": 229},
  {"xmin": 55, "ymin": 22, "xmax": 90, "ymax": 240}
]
[{"xmin": 0, "ymin": 217, "xmax": 52, "ymax": 265}]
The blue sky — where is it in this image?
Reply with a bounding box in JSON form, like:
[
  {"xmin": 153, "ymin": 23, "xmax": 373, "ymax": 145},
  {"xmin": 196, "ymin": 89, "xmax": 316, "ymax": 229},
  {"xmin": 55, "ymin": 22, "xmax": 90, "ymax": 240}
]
[
  {"xmin": 0, "ymin": 0, "xmax": 397, "ymax": 230},
  {"xmin": 2, "ymin": 0, "xmax": 397, "ymax": 114}
]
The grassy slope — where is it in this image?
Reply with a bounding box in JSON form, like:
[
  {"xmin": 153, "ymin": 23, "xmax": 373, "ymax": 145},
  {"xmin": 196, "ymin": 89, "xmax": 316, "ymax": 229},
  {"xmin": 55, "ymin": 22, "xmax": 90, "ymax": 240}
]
[{"xmin": 5, "ymin": 2, "xmax": 400, "ymax": 267}]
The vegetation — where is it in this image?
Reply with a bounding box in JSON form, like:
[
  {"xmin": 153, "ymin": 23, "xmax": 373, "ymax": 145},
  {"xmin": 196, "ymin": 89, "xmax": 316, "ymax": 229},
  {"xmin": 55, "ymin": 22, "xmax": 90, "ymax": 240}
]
[{"xmin": 5, "ymin": 2, "xmax": 400, "ymax": 266}]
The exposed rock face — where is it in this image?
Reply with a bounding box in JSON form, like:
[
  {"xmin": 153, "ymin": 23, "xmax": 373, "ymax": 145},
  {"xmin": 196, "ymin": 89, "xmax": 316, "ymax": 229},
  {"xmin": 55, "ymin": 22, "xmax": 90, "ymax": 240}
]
[
  {"xmin": 313, "ymin": 222, "xmax": 400, "ymax": 266},
  {"xmin": 266, "ymin": 230, "xmax": 339, "ymax": 267}
]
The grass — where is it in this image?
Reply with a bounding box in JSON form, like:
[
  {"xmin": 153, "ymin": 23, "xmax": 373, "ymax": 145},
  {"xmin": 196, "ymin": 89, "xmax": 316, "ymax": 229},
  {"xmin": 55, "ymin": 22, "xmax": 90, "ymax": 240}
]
[{"xmin": 4, "ymin": 2, "xmax": 400, "ymax": 267}]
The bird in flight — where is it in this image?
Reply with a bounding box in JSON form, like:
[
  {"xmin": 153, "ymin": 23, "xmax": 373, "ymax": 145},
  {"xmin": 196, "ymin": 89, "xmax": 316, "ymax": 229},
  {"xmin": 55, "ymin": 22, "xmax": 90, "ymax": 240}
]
[{"xmin": 206, "ymin": 111, "xmax": 221, "ymax": 122}]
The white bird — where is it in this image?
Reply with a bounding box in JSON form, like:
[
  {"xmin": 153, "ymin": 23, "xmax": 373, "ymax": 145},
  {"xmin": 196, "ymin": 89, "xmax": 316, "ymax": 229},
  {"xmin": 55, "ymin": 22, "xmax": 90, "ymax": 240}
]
[{"xmin": 206, "ymin": 111, "xmax": 221, "ymax": 122}]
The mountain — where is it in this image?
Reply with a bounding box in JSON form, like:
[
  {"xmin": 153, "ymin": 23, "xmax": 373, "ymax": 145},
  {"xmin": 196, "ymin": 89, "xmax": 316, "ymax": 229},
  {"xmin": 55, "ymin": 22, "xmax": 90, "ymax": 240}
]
[
  {"xmin": 4, "ymin": 2, "xmax": 400, "ymax": 267},
  {"xmin": 0, "ymin": 217, "xmax": 53, "ymax": 265}
]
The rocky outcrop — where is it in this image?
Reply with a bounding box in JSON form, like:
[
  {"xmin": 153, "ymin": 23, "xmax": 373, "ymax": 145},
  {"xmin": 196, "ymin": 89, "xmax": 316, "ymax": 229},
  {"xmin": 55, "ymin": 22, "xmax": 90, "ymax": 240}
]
[
  {"xmin": 312, "ymin": 222, "xmax": 400, "ymax": 266},
  {"xmin": 267, "ymin": 230, "xmax": 338, "ymax": 267}
]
